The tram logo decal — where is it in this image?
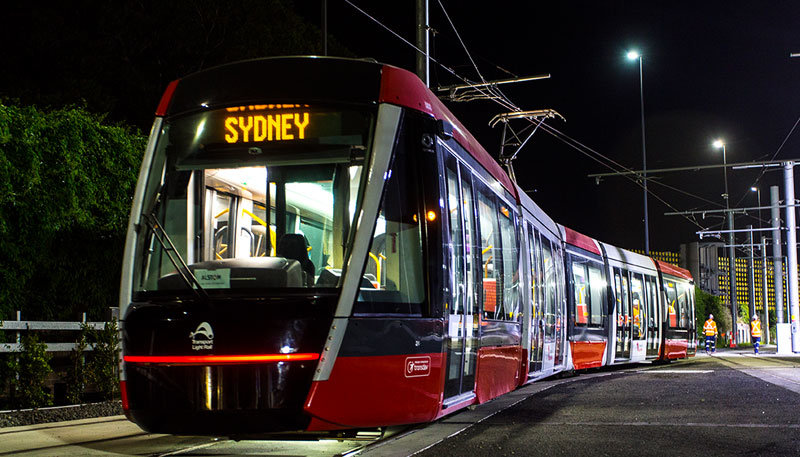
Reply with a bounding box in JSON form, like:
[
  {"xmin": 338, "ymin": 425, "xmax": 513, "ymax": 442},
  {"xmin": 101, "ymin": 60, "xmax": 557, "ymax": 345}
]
[
  {"xmin": 190, "ymin": 322, "xmax": 214, "ymax": 351},
  {"xmin": 404, "ymin": 356, "xmax": 431, "ymax": 378}
]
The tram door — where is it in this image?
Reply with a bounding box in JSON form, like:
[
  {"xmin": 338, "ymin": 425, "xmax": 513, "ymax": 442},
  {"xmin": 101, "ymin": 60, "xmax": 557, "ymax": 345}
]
[
  {"xmin": 443, "ymin": 158, "xmax": 479, "ymax": 401},
  {"xmin": 645, "ymin": 276, "xmax": 660, "ymax": 357},
  {"xmin": 614, "ymin": 268, "xmax": 631, "ymax": 360},
  {"xmin": 528, "ymin": 225, "xmax": 544, "ymax": 374},
  {"xmin": 541, "ymin": 238, "xmax": 558, "ymax": 372}
]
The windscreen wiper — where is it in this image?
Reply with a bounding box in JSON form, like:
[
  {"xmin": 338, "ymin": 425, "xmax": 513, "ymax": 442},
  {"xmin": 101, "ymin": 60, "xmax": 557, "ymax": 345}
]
[{"xmin": 143, "ymin": 212, "xmax": 209, "ymax": 301}]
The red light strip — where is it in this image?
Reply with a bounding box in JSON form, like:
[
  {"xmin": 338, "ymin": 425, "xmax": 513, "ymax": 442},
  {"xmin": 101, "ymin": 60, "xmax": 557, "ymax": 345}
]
[{"xmin": 123, "ymin": 353, "xmax": 319, "ymax": 365}]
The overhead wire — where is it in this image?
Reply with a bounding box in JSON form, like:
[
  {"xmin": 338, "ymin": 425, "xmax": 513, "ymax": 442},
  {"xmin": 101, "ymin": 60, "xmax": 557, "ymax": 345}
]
[{"xmin": 345, "ymin": 0, "xmax": 712, "ymax": 231}]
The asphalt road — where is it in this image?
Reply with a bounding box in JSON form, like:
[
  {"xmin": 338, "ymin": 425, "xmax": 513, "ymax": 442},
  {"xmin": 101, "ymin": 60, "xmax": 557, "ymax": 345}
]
[
  {"xmin": 2, "ymin": 349, "xmax": 799, "ymax": 456},
  {"xmin": 413, "ymin": 352, "xmax": 800, "ymax": 457}
]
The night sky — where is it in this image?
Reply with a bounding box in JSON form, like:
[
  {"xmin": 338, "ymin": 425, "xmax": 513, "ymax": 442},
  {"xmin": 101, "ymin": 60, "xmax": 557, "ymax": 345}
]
[
  {"xmin": 4, "ymin": 1, "xmax": 800, "ymax": 253},
  {"xmin": 298, "ymin": 1, "xmax": 800, "ymax": 252}
]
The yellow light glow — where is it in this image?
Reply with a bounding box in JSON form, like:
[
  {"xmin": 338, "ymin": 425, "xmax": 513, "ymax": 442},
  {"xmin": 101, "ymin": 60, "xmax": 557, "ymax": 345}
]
[
  {"xmin": 426, "ymin": 211, "xmax": 437, "ymax": 221},
  {"xmin": 224, "ymin": 112, "xmax": 309, "ymax": 143}
]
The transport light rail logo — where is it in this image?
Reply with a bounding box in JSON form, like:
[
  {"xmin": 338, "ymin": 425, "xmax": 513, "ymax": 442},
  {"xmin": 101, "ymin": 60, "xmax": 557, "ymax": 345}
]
[
  {"xmin": 190, "ymin": 322, "xmax": 214, "ymax": 351},
  {"xmin": 405, "ymin": 356, "xmax": 431, "ymax": 378}
]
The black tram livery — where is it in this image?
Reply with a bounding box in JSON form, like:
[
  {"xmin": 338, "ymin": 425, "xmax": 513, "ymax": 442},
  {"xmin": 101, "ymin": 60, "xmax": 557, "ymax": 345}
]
[{"xmin": 119, "ymin": 56, "xmax": 696, "ymax": 435}]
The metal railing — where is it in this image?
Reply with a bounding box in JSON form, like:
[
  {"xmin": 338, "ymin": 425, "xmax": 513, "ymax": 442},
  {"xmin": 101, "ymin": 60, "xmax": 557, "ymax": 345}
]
[{"xmin": 0, "ymin": 311, "xmax": 107, "ymax": 353}]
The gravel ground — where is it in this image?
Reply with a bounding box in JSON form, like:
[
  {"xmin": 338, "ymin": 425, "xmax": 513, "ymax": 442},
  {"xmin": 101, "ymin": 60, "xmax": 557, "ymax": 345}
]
[{"xmin": 0, "ymin": 401, "xmax": 123, "ymax": 428}]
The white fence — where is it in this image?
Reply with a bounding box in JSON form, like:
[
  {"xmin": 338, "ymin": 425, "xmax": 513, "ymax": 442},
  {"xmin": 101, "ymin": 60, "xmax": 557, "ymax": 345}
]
[{"xmin": 0, "ymin": 311, "xmax": 108, "ymax": 353}]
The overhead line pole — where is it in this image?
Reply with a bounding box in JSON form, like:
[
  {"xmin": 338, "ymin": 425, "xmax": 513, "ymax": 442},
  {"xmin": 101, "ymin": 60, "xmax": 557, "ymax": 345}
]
[
  {"xmin": 416, "ymin": 0, "xmax": 429, "ymax": 87},
  {"xmin": 771, "ymin": 186, "xmax": 785, "ymax": 326},
  {"xmin": 783, "ymin": 162, "xmax": 800, "ymax": 352}
]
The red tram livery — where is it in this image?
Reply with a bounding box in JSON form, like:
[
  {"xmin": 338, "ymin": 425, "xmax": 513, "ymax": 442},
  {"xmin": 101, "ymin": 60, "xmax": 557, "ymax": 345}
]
[{"xmin": 119, "ymin": 56, "xmax": 696, "ymax": 435}]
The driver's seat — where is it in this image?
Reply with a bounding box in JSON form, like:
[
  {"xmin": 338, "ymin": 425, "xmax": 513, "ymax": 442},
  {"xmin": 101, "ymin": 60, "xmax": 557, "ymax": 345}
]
[{"xmin": 276, "ymin": 233, "xmax": 315, "ymax": 287}]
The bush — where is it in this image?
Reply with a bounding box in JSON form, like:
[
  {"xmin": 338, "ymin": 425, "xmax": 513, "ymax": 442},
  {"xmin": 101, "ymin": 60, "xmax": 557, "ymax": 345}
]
[
  {"xmin": 64, "ymin": 324, "xmax": 90, "ymax": 404},
  {"xmin": 695, "ymin": 287, "xmax": 730, "ymax": 336},
  {"xmin": 87, "ymin": 319, "xmax": 119, "ymax": 401},
  {"xmin": 6, "ymin": 333, "xmax": 53, "ymax": 409}
]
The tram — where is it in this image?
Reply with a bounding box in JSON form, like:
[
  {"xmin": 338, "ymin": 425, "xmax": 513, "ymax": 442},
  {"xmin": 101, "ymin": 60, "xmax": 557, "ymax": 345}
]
[{"xmin": 118, "ymin": 56, "xmax": 696, "ymax": 435}]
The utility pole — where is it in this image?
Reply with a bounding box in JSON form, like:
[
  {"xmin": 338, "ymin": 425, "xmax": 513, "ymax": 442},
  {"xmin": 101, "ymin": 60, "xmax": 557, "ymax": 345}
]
[
  {"xmin": 784, "ymin": 162, "xmax": 800, "ymax": 352},
  {"xmin": 771, "ymin": 186, "xmax": 785, "ymax": 324},
  {"xmin": 761, "ymin": 236, "xmax": 770, "ymax": 344},
  {"xmin": 748, "ymin": 225, "xmax": 756, "ymax": 321},
  {"xmin": 416, "ymin": 0, "xmax": 429, "ymax": 87},
  {"xmin": 728, "ymin": 211, "xmax": 738, "ymax": 347}
]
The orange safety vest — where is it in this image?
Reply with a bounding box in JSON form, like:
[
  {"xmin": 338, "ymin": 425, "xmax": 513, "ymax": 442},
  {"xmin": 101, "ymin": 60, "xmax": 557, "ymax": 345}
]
[
  {"xmin": 703, "ymin": 319, "xmax": 717, "ymax": 336},
  {"xmin": 751, "ymin": 319, "xmax": 762, "ymax": 338}
]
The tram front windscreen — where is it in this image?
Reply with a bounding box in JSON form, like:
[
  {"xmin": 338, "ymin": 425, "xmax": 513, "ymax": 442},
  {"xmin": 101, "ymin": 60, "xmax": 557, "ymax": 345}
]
[{"xmin": 132, "ymin": 104, "xmax": 376, "ymax": 295}]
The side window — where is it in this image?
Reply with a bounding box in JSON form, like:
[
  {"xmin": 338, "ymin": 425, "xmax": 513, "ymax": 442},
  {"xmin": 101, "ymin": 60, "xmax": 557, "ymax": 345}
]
[
  {"xmin": 478, "ymin": 189, "xmax": 503, "ymax": 320},
  {"xmin": 646, "ymin": 276, "xmax": 658, "ymax": 329},
  {"xmin": 529, "ymin": 226, "xmax": 543, "ymax": 325},
  {"xmin": 499, "ymin": 205, "xmax": 520, "ymax": 320},
  {"xmin": 677, "ymin": 282, "xmax": 689, "ymax": 328},
  {"xmin": 542, "ymin": 239, "xmax": 556, "ymax": 333},
  {"xmin": 631, "ymin": 274, "xmax": 645, "ymax": 339},
  {"xmin": 355, "ymin": 145, "xmax": 424, "ymax": 314},
  {"xmin": 621, "ymin": 272, "xmax": 631, "ymax": 328},
  {"xmin": 571, "ymin": 256, "xmax": 590, "ymax": 326},
  {"xmin": 461, "ymin": 172, "xmax": 480, "ymax": 316},
  {"xmin": 445, "ymin": 158, "xmax": 465, "ymax": 315},
  {"xmin": 665, "ymin": 280, "xmax": 679, "ymax": 328},
  {"xmin": 587, "ymin": 263, "xmax": 606, "ymax": 326}
]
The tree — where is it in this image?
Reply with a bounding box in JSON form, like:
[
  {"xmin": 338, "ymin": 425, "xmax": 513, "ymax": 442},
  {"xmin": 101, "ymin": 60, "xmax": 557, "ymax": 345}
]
[
  {"xmin": 695, "ymin": 286, "xmax": 730, "ymax": 337},
  {"xmin": 0, "ymin": 103, "xmax": 145, "ymax": 320}
]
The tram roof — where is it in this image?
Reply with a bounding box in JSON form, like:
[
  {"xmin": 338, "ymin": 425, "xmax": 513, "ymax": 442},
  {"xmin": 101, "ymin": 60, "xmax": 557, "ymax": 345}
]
[
  {"xmin": 153, "ymin": 56, "xmax": 517, "ymax": 201},
  {"xmin": 560, "ymin": 226, "xmax": 602, "ymax": 256},
  {"xmin": 378, "ymin": 65, "xmax": 518, "ymax": 199},
  {"xmin": 654, "ymin": 259, "xmax": 693, "ymax": 281}
]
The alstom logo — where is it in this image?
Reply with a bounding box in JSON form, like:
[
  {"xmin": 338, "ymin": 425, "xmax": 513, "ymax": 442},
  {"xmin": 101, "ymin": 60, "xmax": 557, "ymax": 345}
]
[{"xmin": 404, "ymin": 356, "xmax": 431, "ymax": 378}]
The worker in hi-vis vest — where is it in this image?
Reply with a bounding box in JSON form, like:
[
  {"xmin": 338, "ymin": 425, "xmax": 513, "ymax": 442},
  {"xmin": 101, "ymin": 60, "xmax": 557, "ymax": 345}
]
[
  {"xmin": 703, "ymin": 314, "xmax": 718, "ymax": 354},
  {"xmin": 751, "ymin": 314, "xmax": 762, "ymax": 355}
]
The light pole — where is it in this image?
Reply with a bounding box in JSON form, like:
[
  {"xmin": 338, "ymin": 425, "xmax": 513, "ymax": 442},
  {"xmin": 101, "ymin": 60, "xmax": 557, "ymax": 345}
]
[
  {"xmin": 752, "ymin": 186, "xmax": 768, "ymax": 340},
  {"xmin": 714, "ymin": 139, "xmax": 728, "ymax": 207},
  {"xmin": 714, "ymin": 138, "xmax": 738, "ymax": 346},
  {"xmin": 627, "ymin": 50, "xmax": 649, "ymax": 255}
]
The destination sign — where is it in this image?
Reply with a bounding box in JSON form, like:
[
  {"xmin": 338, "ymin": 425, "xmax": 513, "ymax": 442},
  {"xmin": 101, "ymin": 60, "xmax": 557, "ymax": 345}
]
[{"xmin": 223, "ymin": 105, "xmax": 310, "ymax": 143}]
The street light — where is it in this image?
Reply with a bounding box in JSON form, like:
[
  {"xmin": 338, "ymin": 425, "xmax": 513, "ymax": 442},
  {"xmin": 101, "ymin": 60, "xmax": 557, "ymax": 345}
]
[
  {"xmin": 627, "ymin": 49, "xmax": 649, "ymax": 254},
  {"xmin": 751, "ymin": 186, "xmax": 762, "ymax": 229},
  {"xmin": 713, "ymin": 139, "xmax": 728, "ymax": 207}
]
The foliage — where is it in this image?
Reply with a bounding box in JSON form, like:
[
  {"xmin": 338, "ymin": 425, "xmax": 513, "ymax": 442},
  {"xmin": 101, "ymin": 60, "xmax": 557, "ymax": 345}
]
[
  {"xmin": 87, "ymin": 319, "xmax": 120, "ymax": 401},
  {"xmin": 6, "ymin": 333, "xmax": 53, "ymax": 409},
  {"xmin": 695, "ymin": 287, "xmax": 730, "ymax": 336},
  {"xmin": 64, "ymin": 324, "xmax": 90, "ymax": 404},
  {"xmin": 0, "ymin": 103, "xmax": 145, "ymax": 321}
]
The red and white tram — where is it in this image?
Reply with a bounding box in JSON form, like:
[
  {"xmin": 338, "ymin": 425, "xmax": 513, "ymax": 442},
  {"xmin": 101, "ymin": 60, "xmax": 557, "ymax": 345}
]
[{"xmin": 119, "ymin": 56, "xmax": 695, "ymax": 435}]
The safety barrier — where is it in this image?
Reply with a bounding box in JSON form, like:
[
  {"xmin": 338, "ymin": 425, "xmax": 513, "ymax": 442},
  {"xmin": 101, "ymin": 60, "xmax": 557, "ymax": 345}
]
[{"xmin": 0, "ymin": 311, "xmax": 108, "ymax": 353}]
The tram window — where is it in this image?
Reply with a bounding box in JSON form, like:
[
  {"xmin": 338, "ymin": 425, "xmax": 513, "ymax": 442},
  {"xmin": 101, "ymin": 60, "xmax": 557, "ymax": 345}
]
[
  {"xmin": 571, "ymin": 259, "xmax": 590, "ymax": 326},
  {"xmin": 677, "ymin": 281, "xmax": 689, "ymax": 328},
  {"xmin": 587, "ymin": 263, "xmax": 606, "ymax": 326},
  {"xmin": 630, "ymin": 274, "xmax": 645, "ymax": 339},
  {"xmin": 665, "ymin": 280, "xmax": 679, "ymax": 328},
  {"xmin": 498, "ymin": 205, "xmax": 520, "ymax": 321},
  {"xmin": 356, "ymin": 128, "xmax": 424, "ymax": 314},
  {"xmin": 461, "ymin": 172, "xmax": 480, "ymax": 316},
  {"xmin": 445, "ymin": 158, "xmax": 465, "ymax": 314},
  {"xmin": 646, "ymin": 276, "xmax": 658, "ymax": 329},
  {"xmin": 477, "ymin": 189, "xmax": 504, "ymax": 320},
  {"xmin": 542, "ymin": 239, "xmax": 556, "ymax": 333}
]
